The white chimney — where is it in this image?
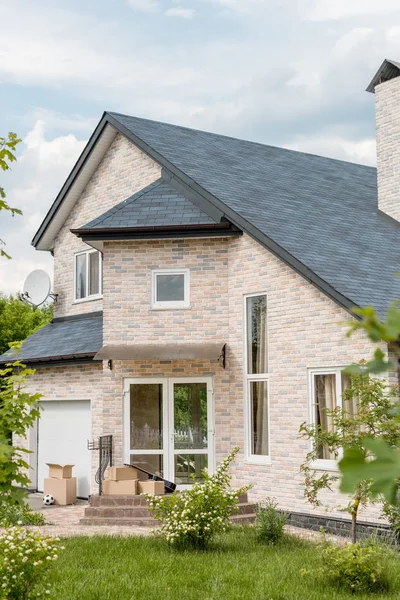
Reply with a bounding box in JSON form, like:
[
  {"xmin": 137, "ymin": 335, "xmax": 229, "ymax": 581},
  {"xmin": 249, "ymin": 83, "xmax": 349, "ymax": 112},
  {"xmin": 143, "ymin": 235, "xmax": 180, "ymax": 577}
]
[{"xmin": 367, "ymin": 59, "xmax": 400, "ymax": 222}]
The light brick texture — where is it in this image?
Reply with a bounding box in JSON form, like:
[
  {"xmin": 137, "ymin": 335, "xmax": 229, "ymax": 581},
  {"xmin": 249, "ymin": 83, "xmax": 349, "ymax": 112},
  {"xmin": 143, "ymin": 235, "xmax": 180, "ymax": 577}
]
[
  {"xmin": 375, "ymin": 76, "xmax": 400, "ymax": 222},
  {"xmin": 53, "ymin": 133, "xmax": 161, "ymax": 317},
  {"xmin": 23, "ymin": 132, "xmax": 388, "ymax": 524}
]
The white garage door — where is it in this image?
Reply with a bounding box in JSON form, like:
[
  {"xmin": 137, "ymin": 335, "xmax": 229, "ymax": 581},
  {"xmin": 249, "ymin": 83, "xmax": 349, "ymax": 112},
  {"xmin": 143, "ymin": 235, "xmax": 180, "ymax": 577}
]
[{"xmin": 37, "ymin": 400, "xmax": 91, "ymax": 499}]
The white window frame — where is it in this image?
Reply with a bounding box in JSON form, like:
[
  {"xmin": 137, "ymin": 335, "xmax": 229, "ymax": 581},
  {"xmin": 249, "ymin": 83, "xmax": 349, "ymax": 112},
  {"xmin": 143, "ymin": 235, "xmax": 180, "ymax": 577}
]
[
  {"xmin": 151, "ymin": 269, "xmax": 190, "ymax": 309},
  {"xmin": 308, "ymin": 366, "xmax": 349, "ymax": 471},
  {"xmin": 74, "ymin": 249, "xmax": 103, "ymax": 303},
  {"xmin": 243, "ymin": 292, "xmax": 270, "ymax": 465}
]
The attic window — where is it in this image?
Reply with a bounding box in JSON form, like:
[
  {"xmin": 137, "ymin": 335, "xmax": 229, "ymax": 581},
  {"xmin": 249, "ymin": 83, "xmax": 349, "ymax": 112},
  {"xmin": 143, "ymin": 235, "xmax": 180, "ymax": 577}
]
[
  {"xmin": 151, "ymin": 269, "xmax": 190, "ymax": 309},
  {"xmin": 74, "ymin": 249, "xmax": 103, "ymax": 302}
]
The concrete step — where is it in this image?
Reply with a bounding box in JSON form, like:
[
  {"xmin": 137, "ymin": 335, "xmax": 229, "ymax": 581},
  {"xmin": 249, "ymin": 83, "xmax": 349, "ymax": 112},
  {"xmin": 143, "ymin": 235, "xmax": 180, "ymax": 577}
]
[
  {"xmin": 80, "ymin": 516, "xmax": 157, "ymax": 527},
  {"xmin": 85, "ymin": 506, "xmax": 152, "ymax": 519},
  {"xmin": 231, "ymin": 512, "xmax": 256, "ymax": 524},
  {"xmin": 82, "ymin": 493, "xmax": 255, "ymax": 527},
  {"xmin": 237, "ymin": 503, "xmax": 257, "ymax": 515},
  {"xmin": 90, "ymin": 495, "xmax": 150, "ymax": 507}
]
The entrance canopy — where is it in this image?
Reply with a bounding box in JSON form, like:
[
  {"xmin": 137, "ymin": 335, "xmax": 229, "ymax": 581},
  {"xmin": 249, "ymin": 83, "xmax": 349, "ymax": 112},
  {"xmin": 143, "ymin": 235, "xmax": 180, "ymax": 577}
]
[{"xmin": 95, "ymin": 343, "xmax": 226, "ymax": 366}]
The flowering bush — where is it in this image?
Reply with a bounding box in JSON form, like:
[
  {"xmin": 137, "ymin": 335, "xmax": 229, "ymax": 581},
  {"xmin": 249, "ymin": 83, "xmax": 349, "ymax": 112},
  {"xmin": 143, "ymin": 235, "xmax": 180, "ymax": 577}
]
[
  {"xmin": 145, "ymin": 447, "xmax": 251, "ymax": 549},
  {"xmin": 0, "ymin": 526, "xmax": 62, "ymax": 599}
]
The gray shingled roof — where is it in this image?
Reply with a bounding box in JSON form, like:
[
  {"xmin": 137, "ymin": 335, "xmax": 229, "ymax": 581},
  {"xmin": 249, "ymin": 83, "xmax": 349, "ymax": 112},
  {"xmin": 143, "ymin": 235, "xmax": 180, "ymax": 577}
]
[
  {"xmin": 0, "ymin": 313, "xmax": 102, "ymax": 364},
  {"xmin": 106, "ymin": 112, "xmax": 400, "ymax": 319},
  {"xmin": 83, "ymin": 178, "xmax": 217, "ymax": 229}
]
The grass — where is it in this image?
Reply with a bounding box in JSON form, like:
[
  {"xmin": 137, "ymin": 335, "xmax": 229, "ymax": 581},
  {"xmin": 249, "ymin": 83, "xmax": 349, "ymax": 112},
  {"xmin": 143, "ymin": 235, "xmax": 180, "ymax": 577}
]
[{"xmin": 46, "ymin": 527, "xmax": 400, "ymax": 600}]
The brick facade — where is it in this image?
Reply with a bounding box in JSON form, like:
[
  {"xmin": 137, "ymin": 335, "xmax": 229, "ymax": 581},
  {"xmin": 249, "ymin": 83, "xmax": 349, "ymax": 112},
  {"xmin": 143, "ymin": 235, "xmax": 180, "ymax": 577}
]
[
  {"xmin": 53, "ymin": 133, "xmax": 161, "ymax": 317},
  {"xmin": 375, "ymin": 76, "xmax": 400, "ymax": 221},
  {"xmin": 23, "ymin": 130, "xmax": 389, "ymax": 524}
]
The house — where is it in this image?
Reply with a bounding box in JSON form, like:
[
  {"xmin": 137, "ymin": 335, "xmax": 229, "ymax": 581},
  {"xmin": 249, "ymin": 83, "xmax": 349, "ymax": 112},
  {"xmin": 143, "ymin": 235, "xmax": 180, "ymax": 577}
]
[{"xmin": 1, "ymin": 59, "xmax": 400, "ymax": 526}]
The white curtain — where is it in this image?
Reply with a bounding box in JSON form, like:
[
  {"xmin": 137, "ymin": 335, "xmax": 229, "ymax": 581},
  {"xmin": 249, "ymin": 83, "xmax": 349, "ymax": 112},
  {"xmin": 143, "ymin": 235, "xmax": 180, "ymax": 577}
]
[
  {"xmin": 315, "ymin": 374, "xmax": 336, "ymax": 459},
  {"xmin": 253, "ymin": 381, "xmax": 268, "ymax": 455}
]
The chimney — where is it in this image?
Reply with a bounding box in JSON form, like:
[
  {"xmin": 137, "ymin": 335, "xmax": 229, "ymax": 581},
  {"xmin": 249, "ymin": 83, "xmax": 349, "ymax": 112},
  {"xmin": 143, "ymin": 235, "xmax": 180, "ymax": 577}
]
[{"xmin": 367, "ymin": 59, "xmax": 400, "ymax": 222}]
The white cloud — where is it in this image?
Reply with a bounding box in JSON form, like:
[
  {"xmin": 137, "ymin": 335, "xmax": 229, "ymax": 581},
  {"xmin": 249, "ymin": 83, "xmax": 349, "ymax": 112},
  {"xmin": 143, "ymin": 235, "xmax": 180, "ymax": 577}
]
[
  {"xmin": 0, "ymin": 120, "xmax": 86, "ymax": 295},
  {"xmin": 301, "ymin": 0, "xmax": 400, "ymax": 21},
  {"xmin": 285, "ymin": 134, "xmax": 377, "ymax": 166},
  {"xmin": 200, "ymin": 0, "xmax": 266, "ymax": 13},
  {"xmin": 165, "ymin": 7, "xmax": 196, "ymax": 18},
  {"xmin": 127, "ymin": 0, "xmax": 159, "ymax": 12}
]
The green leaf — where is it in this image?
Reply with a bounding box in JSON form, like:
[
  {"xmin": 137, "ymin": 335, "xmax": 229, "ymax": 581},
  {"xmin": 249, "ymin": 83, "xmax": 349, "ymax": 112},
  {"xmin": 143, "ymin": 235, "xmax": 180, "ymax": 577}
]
[{"xmin": 339, "ymin": 439, "xmax": 400, "ymax": 504}]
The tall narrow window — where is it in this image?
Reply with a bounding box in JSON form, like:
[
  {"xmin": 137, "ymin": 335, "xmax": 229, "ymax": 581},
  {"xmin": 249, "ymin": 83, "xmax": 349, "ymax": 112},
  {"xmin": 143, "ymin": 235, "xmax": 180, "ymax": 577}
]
[
  {"xmin": 310, "ymin": 369, "xmax": 358, "ymax": 462},
  {"xmin": 245, "ymin": 294, "xmax": 269, "ymax": 459},
  {"xmin": 74, "ymin": 250, "xmax": 102, "ymax": 301}
]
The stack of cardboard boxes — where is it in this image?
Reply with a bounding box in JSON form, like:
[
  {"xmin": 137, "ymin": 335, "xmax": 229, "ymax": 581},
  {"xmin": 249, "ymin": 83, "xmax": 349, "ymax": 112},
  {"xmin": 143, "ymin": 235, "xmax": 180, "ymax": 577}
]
[
  {"xmin": 103, "ymin": 466, "xmax": 164, "ymax": 496},
  {"xmin": 44, "ymin": 464, "xmax": 77, "ymax": 505}
]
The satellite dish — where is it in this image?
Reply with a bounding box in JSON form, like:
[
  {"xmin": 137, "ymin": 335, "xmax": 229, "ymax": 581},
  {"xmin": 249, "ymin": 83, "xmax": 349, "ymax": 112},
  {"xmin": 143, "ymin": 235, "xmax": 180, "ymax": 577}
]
[{"xmin": 20, "ymin": 270, "xmax": 56, "ymax": 307}]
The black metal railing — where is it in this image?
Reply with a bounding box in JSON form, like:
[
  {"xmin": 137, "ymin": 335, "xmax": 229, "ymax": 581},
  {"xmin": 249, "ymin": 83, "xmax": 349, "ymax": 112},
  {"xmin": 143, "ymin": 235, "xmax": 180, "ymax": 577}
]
[{"xmin": 88, "ymin": 435, "xmax": 113, "ymax": 495}]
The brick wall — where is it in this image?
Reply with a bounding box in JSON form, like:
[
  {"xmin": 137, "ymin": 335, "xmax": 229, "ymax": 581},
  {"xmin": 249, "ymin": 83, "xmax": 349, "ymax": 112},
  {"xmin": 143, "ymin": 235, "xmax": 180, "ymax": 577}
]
[
  {"xmin": 103, "ymin": 238, "xmax": 230, "ymax": 344},
  {"xmin": 53, "ymin": 133, "xmax": 161, "ymax": 317},
  {"xmin": 375, "ymin": 76, "xmax": 400, "ymax": 222}
]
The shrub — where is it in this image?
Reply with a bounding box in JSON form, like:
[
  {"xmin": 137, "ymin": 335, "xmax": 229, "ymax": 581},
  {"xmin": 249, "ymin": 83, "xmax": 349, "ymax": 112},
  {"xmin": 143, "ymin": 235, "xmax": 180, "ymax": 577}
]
[
  {"xmin": 254, "ymin": 498, "xmax": 287, "ymax": 544},
  {"xmin": 146, "ymin": 447, "xmax": 251, "ymax": 549},
  {"xmin": 321, "ymin": 540, "xmax": 390, "ymax": 593},
  {"xmin": 0, "ymin": 526, "xmax": 62, "ymax": 599},
  {"xmin": 0, "ymin": 502, "xmax": 46, "ymax": 527}
]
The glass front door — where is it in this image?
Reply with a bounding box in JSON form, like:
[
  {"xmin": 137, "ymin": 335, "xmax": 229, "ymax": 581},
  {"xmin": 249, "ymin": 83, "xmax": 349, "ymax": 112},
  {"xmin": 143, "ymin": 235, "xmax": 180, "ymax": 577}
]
[{"xmin": 124, "ymin": 377, "xmax": 214, "ymax": 486}]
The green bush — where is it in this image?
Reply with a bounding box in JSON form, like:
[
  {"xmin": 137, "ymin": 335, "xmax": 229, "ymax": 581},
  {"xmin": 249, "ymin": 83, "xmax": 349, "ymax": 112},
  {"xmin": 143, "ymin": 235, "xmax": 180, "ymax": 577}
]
[
  {"xmin": 321, "ymin": 540, "xmax": 390, "ymax": 593},
  {"xmin": 146, "ymin": 447, "xmax": 251, "ymax": 549},
  {"xmin": 254, "ymin": 498, "xmax": 287, "ymax": 544},
  {"xmin": 0, "ymin": 526, "xmax": 62, "ymax": 599},
  {"xmin": 0, "ymin": 502, "xmax": 46, "ymax": 527}
]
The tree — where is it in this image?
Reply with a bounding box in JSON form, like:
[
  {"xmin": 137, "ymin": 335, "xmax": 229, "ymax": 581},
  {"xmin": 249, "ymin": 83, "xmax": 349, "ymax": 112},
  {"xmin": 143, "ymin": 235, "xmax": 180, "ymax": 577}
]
[
  {"xmin": 0, "ymin": 353, "xmax": 41, "ymax": 504},
  {"xmin": 339, "ymin": 301, "xmax": 400, "ymax": 505},
  {"xmin": 0, "ymin": 293, "xmax": 53, "ymax": 356},
  {"xmin": 0, "ymin": 132, "xmax": 22, "ymax": 259},
  {"xmin": 300, "ymin": 374, "xmax": 400, "ymax": 543}
]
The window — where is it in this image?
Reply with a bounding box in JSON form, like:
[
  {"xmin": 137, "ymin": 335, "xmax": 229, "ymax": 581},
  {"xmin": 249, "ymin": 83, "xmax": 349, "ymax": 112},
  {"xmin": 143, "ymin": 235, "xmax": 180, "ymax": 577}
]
[
  {"xmin": 151, "ymin": 269, "xmax": 190, "ymax": 309},
  {"xmin": 244, "ymin": 294, "xmax": 269, "ymax": 460},
  {"xmin": 309, "ymin": 368, "xmax": 353, "ymax": 463},
  {"xmin": 74, "ymin": 250, "xmax": 102, "ymax": 301}
]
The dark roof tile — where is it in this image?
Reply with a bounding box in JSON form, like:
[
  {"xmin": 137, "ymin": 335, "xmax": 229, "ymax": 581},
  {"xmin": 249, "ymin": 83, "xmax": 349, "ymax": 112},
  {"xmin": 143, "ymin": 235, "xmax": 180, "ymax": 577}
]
[{"xmin": 0, "ymin": 313, "xmax": 102, "ymax": 363}]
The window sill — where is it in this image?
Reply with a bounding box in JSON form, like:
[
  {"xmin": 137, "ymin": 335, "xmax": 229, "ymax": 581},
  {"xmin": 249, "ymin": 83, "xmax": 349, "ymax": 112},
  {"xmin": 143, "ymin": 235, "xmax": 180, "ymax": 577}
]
[
  {"xmin": 73, "ymin": 295, "xmax": 103, "ymax": 305},
  {"xmin": 310, "ymin": 459, "xmax": 339, "ymax": 472},
  {"xmin": 245, "ymin": 456, "xmax": 272, "ymax": 466},
  {"xmin": 150, "ymin": 305, "xmax": 192, "ymax": 311}
]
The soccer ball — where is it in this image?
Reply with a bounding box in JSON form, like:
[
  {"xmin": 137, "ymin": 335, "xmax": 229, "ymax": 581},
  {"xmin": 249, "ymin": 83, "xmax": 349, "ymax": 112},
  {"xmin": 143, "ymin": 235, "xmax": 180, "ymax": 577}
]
[{"xmin": 43, "ymin": 494, "xmax": 54, "ymax": 506}]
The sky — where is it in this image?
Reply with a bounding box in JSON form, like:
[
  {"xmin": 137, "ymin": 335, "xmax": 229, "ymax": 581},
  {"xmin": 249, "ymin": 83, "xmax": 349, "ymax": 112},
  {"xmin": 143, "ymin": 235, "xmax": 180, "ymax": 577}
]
[{"xmin": 1, "ymin": 0, "xmax": 400, "ymax": 295}]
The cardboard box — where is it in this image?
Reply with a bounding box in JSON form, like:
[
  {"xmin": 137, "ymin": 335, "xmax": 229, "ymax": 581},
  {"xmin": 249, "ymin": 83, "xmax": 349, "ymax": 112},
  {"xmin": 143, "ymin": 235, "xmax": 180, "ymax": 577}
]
[
  {"xmin": 46, "ymin": 464, "xmax": 74, "ymax": 479},
  {"xmin": 44, "ymin": 477, "xmax": 76, "ymax": 505},
  {"xmin": 102, "ymin": 479, "xmax": 138, "ymax": 496},
  {"xmin": 107, "ymin": 466, "xmax": 138, "ymax": 481},
  {"xmin": 138, "ymin": 480, "xmax": 164, "ymax": 495}
]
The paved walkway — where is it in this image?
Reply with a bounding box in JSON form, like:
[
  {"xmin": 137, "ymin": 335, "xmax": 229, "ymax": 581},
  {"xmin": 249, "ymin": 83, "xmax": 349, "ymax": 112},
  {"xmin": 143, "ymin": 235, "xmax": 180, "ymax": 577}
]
[{"xmin": 12, "ymin": 494, "xmax": 347, "ymax": 542}]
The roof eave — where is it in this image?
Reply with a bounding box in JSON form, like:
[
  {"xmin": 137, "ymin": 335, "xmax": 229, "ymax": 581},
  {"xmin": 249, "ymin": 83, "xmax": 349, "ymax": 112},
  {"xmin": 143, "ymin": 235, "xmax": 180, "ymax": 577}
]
[{"xmin": 71, "ymin": 222, "xmax": 241, "ymax": 242}]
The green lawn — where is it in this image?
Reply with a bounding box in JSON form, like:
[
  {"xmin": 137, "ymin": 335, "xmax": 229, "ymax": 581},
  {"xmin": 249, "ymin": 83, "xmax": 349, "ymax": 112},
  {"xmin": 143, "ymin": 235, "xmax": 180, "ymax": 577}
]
[{"xmin": 47, "ymin": 528, "xmax": 400, "ymax": 600}]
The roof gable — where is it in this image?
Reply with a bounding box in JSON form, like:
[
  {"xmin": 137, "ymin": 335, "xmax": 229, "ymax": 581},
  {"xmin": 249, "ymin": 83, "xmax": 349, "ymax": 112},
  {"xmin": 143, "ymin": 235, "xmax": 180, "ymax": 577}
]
[{"xmin": 81, "ymin": 178, "xmax": 218, "ymax": 229}]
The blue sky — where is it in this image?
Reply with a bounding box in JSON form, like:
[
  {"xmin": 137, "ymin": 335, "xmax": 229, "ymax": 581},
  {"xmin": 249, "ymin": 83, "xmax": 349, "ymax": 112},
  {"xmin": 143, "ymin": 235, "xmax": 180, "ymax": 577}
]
[{"xmin": 1, "ymin": 0, "xmax": 400, "ymax": 294}]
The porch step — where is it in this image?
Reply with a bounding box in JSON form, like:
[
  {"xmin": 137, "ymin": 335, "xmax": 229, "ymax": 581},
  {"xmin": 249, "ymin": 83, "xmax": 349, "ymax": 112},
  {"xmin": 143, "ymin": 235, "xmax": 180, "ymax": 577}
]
[
  {"xmin": 90, "ymin": 495, "xmax": 149, "ymax": 507},
  {"xmin": 80, "ymin": 516, "xmax": 157, "ymax": 527},
  {"xmin": 231, "ymin": 512, "xmax": 257, "ymax": 524},
  {"xmin": 81, "ymin": 493, "xmax": 256, "ymax": 527}
]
